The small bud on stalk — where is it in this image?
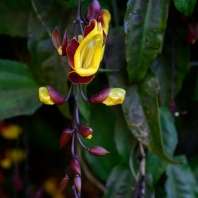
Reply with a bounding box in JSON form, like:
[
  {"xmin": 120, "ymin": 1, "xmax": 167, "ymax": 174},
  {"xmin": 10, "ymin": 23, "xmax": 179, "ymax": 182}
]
[
  {"xmin": 60, "ymin": 129, "xmax": 74, "ymax": 148},
  {"xmin": 70, "ymin": 158, "xmax": 81, "ymax": 176},
  {"xmin": 58, "ymin": 176, "xmax": 69, "ymax": 193},
  {"xmin": 88, "ymin": 146, "xmax": 109, "ymax": 156},
  {"xmin": 74, "ymin": 175, "xmax": 81, "ymax": 192},
  {"xmin": 78, "ymin": 125, "xmax": 93, "ymax": 139}
]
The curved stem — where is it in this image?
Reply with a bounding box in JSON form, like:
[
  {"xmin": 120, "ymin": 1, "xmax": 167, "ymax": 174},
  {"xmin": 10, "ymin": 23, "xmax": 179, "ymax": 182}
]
[
  {"xmin": 78, "ymin": 84, "xmax": 90, "ymax": 102},
  {"xmin": 65, "ymin": 83, "xmax": 73, "ymax": 102},
  {"xmin": 76, "ymin": 133, "xmax": 88, "ymax": 150}
]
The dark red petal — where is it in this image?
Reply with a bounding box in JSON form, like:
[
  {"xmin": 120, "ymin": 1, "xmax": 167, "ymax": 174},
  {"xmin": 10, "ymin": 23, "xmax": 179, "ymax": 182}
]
[
  {"xmin": 89, "ymin": 88, "xmax": 112, "ymax": 104},
  {"xmin": 66, "ymin": 39, "xmax": 79, "ymax": 68},
  {"xmin": 68, "ymin": 71, "xmax": 95, "ymax": 84},
  {"xmin": 52, "ymin": 27, "xmax": 62, "ymax": 50},
  {"xmin": 60, "ymin": 129, "xmax": 73, "ymax": 149},
  {"xmin": 84, "ymin": 19, "xmax": 97, "ymax": 38},
  {"xmin": 46, "ymin": 86, "xmax": 65, "ymax": 104},
  {"xmin": 70, "ymin": 158, "xmax": 81, "ymax": 176},
  {"xmin": 61, "ymin": 30, "xmax": 68, "ymax": 55},
  {"xmin": 88, "ymin": 146, "xmax": 109, "ymax": 156},
  {"xmin": 74, "ymin": 175, "xmax": 81, "ymax": 192},
  {"xmin": 58, "ymin": 176, "xmax": 69, "ymax": 193},
  {"xmin": 78, "ymin": 126, "xmax": 93, "ymax": 138},
  {"xmin": 86, "ymin": 0, "xmax": 101, "ymax": 22}
]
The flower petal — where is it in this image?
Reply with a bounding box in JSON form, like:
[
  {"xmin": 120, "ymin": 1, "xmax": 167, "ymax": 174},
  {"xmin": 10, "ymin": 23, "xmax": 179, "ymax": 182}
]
[
  {"xmin": 98, "ymin": 10, "xmax": 111, "ymax": 35},
  {"xmin": 61, "ymin": 30, "xmax": 68, "ymax": 55},
  {"xmin": 66, "ymin": 39, "xmax": 80, "ymax": 68},
  {"xmin": 68, "ymin": 71, "xmax": 95, "ymax": 84},
  {"xmin": 52, "ymin": 27, "xmax": 61, "ymax": 50},
  {"xmin": 39, "ymin": 87, "xmax": 54, "ymax": 105}
]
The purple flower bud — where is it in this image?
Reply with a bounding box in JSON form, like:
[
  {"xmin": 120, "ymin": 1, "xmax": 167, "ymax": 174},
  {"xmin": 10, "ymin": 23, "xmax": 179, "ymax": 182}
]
[
  {"xmin": 90, "ymin": 88, "xmax": 112, "ymax": 104},
  {"xmin": 74, "ymin": 175, "xmax": 81, "ymax": 192},
  {"xmin": 169, "ymin": 98, "xmax": 187, "ymax": 117},
  {"xmin": 46, "ymin": 86, "xmax": 65, "ymax": 105},
  {"xmin": 58, "ymin": 176, "xmax": 69, "ymax": 193},
  {"xmin": 70, "ymin": 158, "xmax": 81, "ymax": 176},
  {"xmin": 88, "ymin": 146, "xmax": 110, "ymax": 156},
  {"xmin": 78, "ymin": 125, "xmax": 93, "ymax": 139},
  {"xmin": 60, "ymin": 129, "xmax": 74, "ymax": 149},
  {"xmin": 86, "ymin": 0, "xmax": 101, "ymax": 21}
]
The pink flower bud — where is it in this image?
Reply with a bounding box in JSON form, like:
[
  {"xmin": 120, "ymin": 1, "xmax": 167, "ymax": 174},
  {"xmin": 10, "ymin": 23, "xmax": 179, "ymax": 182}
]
[
  {"xmin": 60, "ymin": 129, "xmax": 73, "ymax": 149},
  {"xmin": 74, "ymin": 175, "xmax": 81, "ymax": 192},
  {"xmin": 46, "ymin": 86, "xmax": 65, "ymax": 105},
  {"xmin": 88, "ymin": 146, "xmax": 109, "ymax": 156},
  {"xmin": 70, "ymin": 158, "xmax": 81, "ymax": 176},
  {"xmin": 58, "ymin": 176, "xmax": 69, "ymax": 193},
  {"xmin": 86, "ymin": 0, "xmax": 101, "ymax": 22},
  {"xmin": 90, "ymin": 88, "xmax": 112, "ymax": 104},
  {"xmin": 78, "ymin": 125, "xmax": 93, "ymax": 139}
]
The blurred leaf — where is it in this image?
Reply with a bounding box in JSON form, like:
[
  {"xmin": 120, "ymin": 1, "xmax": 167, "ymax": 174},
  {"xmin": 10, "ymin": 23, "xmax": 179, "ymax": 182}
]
[
  {"xmin": 173, "ymin": 0, "xmax": 196, "ymax": 16},
  {"xmin": 151, "ymin": 24, "xmax": 190, "ymax": 106},
  {"xmin": 0, "ymin": 59, "xmax": 41, "ymax": 119},
  {"xmin": 58, "ymin": 0, "xmax": 78, "ymax": 7},
  {"xmin": 28, "ymin": 0, "xmax": 74, "ymax": 119},
  {"xmin": 146, "ymin": 107, "xmax": 178, "ymax": 186},
  {"xmin": 188, "ymin": 155, "xmax": 198, "ymax": 183},
  {"xmin": 105, "ymin": 27, "xmax": 178, "ymax": 164},
  {"xmin": 124, "ymin": 0, "xmax": 170, "ymax": 83},
  {"xmin": 82, "ymin": 104, "xmax": 120, "ymax": 181},
  {"xmin": 0, "ymin": 0, "xmax": 31, "ymax": 37},
  {"xmin": 103, "ymin": 162, "xmax": 135, "ymax": 198},
  {"xmin": 165, "ymin": 155, "xmax": 198, "ymax": 198}
]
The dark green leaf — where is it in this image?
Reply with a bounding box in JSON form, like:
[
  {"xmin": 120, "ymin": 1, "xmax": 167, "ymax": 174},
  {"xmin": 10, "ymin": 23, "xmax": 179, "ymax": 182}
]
[
  {"xmin": 28, "ymin": 0, "xmax": 73, "ymax": 118},
  {"xmin": 146, "ymin": 107, "xmax": 178, "ymax": 186},
  {"xmin": 103, "ymin": 162, "xmax": 135, "ymax": 198},
  {"xmin": 0, "ymin": 0, "xmax": 31, "ymax": 37},
  {"xmin": 0, "ymin": 59, "xmax": 41, "ymax": 119},
  {"xmin": 165, "ymin": 155, "xmax": 198, "ymax": 198},
  {"xmin": 82, "ymin": 104, "xmax": 120, "ymax": 181},
  {"xmin": 188, "ymin": 156, "xmax": 198, "ymax": 183},
  {"xmin": 124, "ymin": 0, "xmax": 170, "ymax": 83},
  {"xmin": 105, "ymin": 27, "xmax": 178, "ymax": 164},
  {"xmin": 174, "ymin": 0, "xmax": 196, "ymax": 16}
]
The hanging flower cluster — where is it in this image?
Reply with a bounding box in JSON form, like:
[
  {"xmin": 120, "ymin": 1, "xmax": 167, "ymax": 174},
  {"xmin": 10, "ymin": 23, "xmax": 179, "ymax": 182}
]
[{"xmin": 38, "ymin": 0, "xmax": 126, "ymax": 197}]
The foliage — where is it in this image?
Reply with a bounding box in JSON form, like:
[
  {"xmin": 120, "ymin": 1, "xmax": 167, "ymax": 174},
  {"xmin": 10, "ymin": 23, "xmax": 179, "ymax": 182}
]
[{"xmin": 0, "ymin": 0, "xmax": 198, "ymax": 197}]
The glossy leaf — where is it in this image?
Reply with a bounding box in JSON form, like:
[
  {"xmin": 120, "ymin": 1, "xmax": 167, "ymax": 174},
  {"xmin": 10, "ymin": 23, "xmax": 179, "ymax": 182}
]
[
  {"xmin": 0, "ymin": 59, "xmax": 41, "ymax": 120},
  {"xmin": 105, "ymin": 27, "xmax": 178, "ymax": 164},
  {"xmin": 124, "ymin": 0, "xmax": 170, "ymax": 83},
  {"xmin": 174, "ymin": 0, "xmax": 196, "ymax": 16},
  {"xmin": 165, "ymin": 155, "xmax": 198, "ymax": 198},
  {"xmin": 103, "ymin": 163, "xmax": 135, "ymax": 198},
  {"xmin": 28, "ymin": 0, "xmax": 74, "ymax": 119},
  {"xmin": 146, "ymin": 107, "xmax": 178, "ymax": 186}
]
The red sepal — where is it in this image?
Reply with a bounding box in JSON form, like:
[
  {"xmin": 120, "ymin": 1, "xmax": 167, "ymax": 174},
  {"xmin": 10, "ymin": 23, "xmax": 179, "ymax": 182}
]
[
  {"xmin": 70, "ymin": 158, "xmax": 81, "ymax": 176},
  {"xmin": 86, "ymin": 0, "xmax": 101, "ymax": 22},
  {"xmin": 66, "ymin": 39, "xmax": 79, "ymax": 68},
  {"xmin": 46, "ymin": 86, "xmax": 65, "ymax": 104},
  {"xmin": 68, "ymin": 71, "xmax": 95, "ymax": 84},
  {"xmin": 61, "ymin": 30, "xmax": 68, "ymax": 55},
  {"xmin": 88, "ymin": 146, "xmax": 109, "ymax": 156},
  {"xmin": 60, "ymin": 129, "xmax": 73, "ymax": 149},
  {"xmin": 89, "ymin": 88, "xmax": 111, "ymax": 104}
]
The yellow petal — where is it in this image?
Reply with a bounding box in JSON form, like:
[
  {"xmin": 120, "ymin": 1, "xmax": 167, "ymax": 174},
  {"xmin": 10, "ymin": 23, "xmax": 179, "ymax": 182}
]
[
  {"xmin": 1, "ymin": 124, "xmax": 22, "ymax": 140},
  {"xmin": 102, "ymin": 88, "xmax": 126, "ymax": 106},
  {"xmin": 0, "ymin": 158, "xmax": 12, "ymax": 169},
  {"xmin": 9, "ymin": 149, "xmax": 25, "ymax": 164},
  {"xmin": 101, "ymin": 9, "xmax": 111, "ymax": 35},
  {"xmin": 39, "ymin": 87, "xmax": 54, "ymax": 105},
  {"xmin": 86, "ymin": 134, "xmax": 92, "ymax": 139},
  {"xmin": 57, "ymin": 46, "xmax": 62, "ymax": 55}
]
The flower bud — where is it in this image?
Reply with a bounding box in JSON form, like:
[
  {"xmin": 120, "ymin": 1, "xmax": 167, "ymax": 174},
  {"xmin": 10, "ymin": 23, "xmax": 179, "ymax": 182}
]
[
  {"xmin": 70, "ymin": 158, "xmax": 81, "ymax": 176},
  {"xmin": 58, "ymin": 176, "xmax": 69, "ymax": 193},
  {"xmin": 60, "ymin": 129, "xmax": 73, "ymax": 149},
  {"xmin": 89, "ymin": 88, "xmax": 112, "ymax": 104},
  {"xmin": 74, "ymin": 175, "xmax": 81, "ymax": 192},
  {"xmin": 86, "ymin": 0, "xmax": 101, "ymax": 22},
  {"xmin": 52, "ymin": 27, "xmax": 67, "ymax": 56},
  {"xmin": 46, "ymin": 86, "xmax": 65, "ymax": 104},
  {"xmin": 186, "ymin": 24, "xmax": 196, "ymax": 45},
  {"xmin": 102, "ymin": 88, "xmax": 126, "ymax": 106},
  {"xmin": 88, "ymin": 146, "xmax": 109, "ymax": 156},
  {"xmin": 39, "ymin": 87, "xmax": 54, "ymax": 105},
  {"xmin": 78, "ymin": 125, "xmax": 93, "ymax": 139}
]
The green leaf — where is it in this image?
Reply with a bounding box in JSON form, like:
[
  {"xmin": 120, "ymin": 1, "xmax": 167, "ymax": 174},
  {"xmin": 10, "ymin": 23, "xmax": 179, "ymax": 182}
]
[
  {"xmin": 165, "ymin": 155, "xmax": 198, "ymax": 198},
  {"xmin": 105, "ymin": 27, "xmax": 178, "ymax": 164},
  {"xmin": 188, "ymin": 156, "xmax": 198, "ymax": 183},
  {"xmin": 146, "ymin": 107, "xmax": 178, "ymax": 186},
  {"xmin": 82, "ymin": 104, "xmax": 120, "ymax": 181},
  {"xmin": 28, "ymin": 0, "xmax": 74, "ymax": 119},
  {"xmin": 0, "ymin": 59, "xmax": 41, "ymax": 119},
  {"xmin": 103, "ymin": 162, "xmax": 135, "ymax": 198},
  {"xmin": 151, "ymin": 24, "xmax": 190, "ymax": 106},
  {"xmin": 173, "ymin": 0, "xmax": 196, "ymax": 16},
  {"xmin": 0, "ymin": 0, "xmax": 31, "ymax": 37},
  {"xmin": 124, "ymin": 0, "xmax": 170, "ymax": 83}
]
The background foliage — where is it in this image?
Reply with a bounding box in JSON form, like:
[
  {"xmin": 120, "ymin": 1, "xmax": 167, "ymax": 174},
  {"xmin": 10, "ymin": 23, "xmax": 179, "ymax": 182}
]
[{"xmin": 0, "ymin": 0, "xmax": 198, "ymax": 197}]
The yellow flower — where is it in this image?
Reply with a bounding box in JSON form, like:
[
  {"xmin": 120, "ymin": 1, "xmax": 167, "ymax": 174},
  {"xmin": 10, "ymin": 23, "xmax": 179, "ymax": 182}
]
[
  {"xmin": 102, "ymin": 88, "xmax": 126, "ymax": 106},
  {"xmin": 39, "ymin": 87, "xmax": 54, "ymax": 105},
  {"xmin": 1, "ymin": 124, "xmax": 22, "ymax": 140}
]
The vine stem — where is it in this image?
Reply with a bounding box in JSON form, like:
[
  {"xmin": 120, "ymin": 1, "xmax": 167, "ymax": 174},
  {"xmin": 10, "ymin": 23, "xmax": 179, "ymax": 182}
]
[{"xmin": 30, "ymin": 0, "xmax": 52, "ymax": 37}]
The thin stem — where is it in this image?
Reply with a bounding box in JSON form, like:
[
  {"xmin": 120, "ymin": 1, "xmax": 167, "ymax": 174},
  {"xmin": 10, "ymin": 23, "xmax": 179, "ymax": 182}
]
[
  {"xmin": 171, "ymin": 38, "xmax": 175, "ymax": 100},
  {"xmin": 65, "ymin": 84, "xmax": 73, "ymax": 102},
  {"xmin": 78, "ymin": 84, "xmax": 90, "ymax": 102},
  {"xmin": 76, "ymin": 133, "xmax": 88, "ymax": 150},
  {"xmin": 30, "ymin": 0, "xmax": 52, "ymax": 37},
  {"xmin": 111, "ymin": 0, "xmax": 119, "ymax": 26},
  {"xmin": 98, "ymin": 68, "xmax": 123, "ymax": 73},
  {"xmin": 71, "ymin": 130, "xmax": 77, "ymax": 158}
]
